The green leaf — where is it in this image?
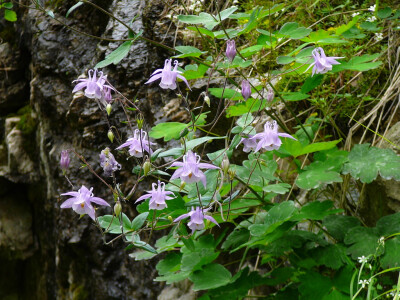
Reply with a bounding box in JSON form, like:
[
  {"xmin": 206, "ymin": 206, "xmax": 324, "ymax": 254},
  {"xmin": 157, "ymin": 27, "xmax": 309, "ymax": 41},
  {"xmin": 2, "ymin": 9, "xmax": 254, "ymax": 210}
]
[
  {"xmin": 334, "ymin": 53, "xmax": 382, "ymax": 72},
  {"xmin": 277, "ymin": 56, "xmax": 295, "ymax": 65},
  {"xmin": 173, "ymin": 46, "xmax": 207, "ymax": 58},
  {"xmin": 380, "ymin": 236, "xmax": 400, "ymax": 268},
  {"xmin": 295, "ymin": 148, "xmax": 348, "ymax": 190},
  {"xmin": 312, "ymin": 244, "xmax": 347, "ymax": 270},
  {"xmin": 208, "ymin": 88, "xmax": 241, "ymax": 100},
  {"xmin": 149, "ymin": 122, "xmax": 187, "ymax": 141},
  {"xmin": 182, "ymin": 63, "xmax": 209, "ymax": 80},
  {"xmin": 222, "ymin": 229, "xmax": 250, "ymax": 250},
  {"xmin": 239, "ymin": 7, "xmax": 262, "ymax": 35},
  {"xmin": 3, "ymin": 2, "xmax": 13, "ymax": 9},
  {"xmin": 131, "ymin": 212, "xmax": 149, "ymax": 231},
  {"xmin": 4, "ymin": 9, "xmax": 16, "ymax": 21},
  {"xmin": 181, "ymin": 250, "xmax": 219, "ymax": 272},
  {"xmin": 342, "ymin": 144, "xmax": 400, "ymax": 183},
  {"xmin": 280, "ymin": 138, "xmax": 342, "ymax": 158},
  {"xmin": 281, "ymin": 92, "xmax": 310, "ymax": 101},
  {"xmin": 187, "ymin": 26, "xmax": 215, "ymax": 38},
  {"xmin": 226, "ymin": 98, "xmax": 267, "ymax": 117},
  {"xmin": 301, "ymin": 75, "xmax": 323, "ymax": 93},
  {"xmin": 299, "ymin": 271, "xmax": 333, "ymax": 299},
  {"xmin": 66, "ymin": 1, "xmax": 83, "ymax": 17},
  {"xmin": 129, "ymin": 251, "xmax": 156, "ymax": 261},
  {"xmin": 263, "ymin": 183, "xmax": 291, "ymax": 194},
  {"xmin": 189, "ymin": 263, "xmax": 232, "ymax": 291},
  {"xmin": 156, "ymin": 252, "xmax": 182, "ymax": 275},
  {"xmin": 293, "ymin": 201, "xmax": 343, "ymax": 221},
  {"xmin": 218, "ymin": 6, "xmax": 238, "ymax": 20},
  {"xmin": 335, "ymin": 16, "xmax": 360, "ymax": 35},
  {"xmin": 376, "ymin": 212, "xmax": 400, "ymax": 236},
  {"xmin": 186, "ymin": 136, "xmax": 226, "ymax": 150},
  {"xmin": 95, "ymin": 41, "xmax": 133, "ymax": 69},
  {"xmin": 279, "ymin": 22, "xmax": 312, "ymax": 39},
  {"xmin": 240, "ymin": 45, "xmax": 264, "ymax": 58},
  {"xmin": 377, "ymin": 7, "xmax": 392, "ymax": 19},
  {"xmin": 344, "ymin": 227, "xmax": 381, "ymax": 259},
  {"xmin": 98, "ymin": 213, "xmax": 132, "ymax": 234},
  {"xmin": 155, "ymin": 271, "xmax": 191, "ymax": 284},
  {"xmin": 360, "ymin": 21, "xmax": 380, "ymax": 32},
  {"xmin": 178, "ymin": 12, "xmax": 219, "ymax": 30},
  {"xmin": 323, "ymin": 215, "xmax": 360, "ymax": 242}
]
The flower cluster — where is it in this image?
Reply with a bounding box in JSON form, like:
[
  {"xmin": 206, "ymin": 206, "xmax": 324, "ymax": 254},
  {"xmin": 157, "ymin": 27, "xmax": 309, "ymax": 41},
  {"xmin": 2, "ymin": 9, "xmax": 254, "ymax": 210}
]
[
  {"xmin": 239, "ymin": 120, "xmax": 297, "ymax": 152},
  {"xmin": 99, "ymin": 148, "xmax": 121, "ymax": 177}
]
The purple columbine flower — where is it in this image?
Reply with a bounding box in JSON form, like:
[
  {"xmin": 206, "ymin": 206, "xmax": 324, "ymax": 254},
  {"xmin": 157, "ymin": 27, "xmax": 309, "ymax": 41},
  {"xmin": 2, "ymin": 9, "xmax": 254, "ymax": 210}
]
[
  {"xmin": 226, "ymin": 40, "xmax": 236, "ymax": 62},
  {"xmin": 60, "ymin": 150, "xmax": 70, "ymax": 174},
  {"xmin": 238, "ymin": 135, "xmax": 258, "ymax": 152},
  {"xmin": 241, "ymin": 80, "xmax": 251, "ymax": 100},
  {"xmin": 266, "ymin": 87, "xmax": 274, "ymax": 102},
  {"xmin": 253, "ymin": 120, "xmax": 297, "ymax": 152},
  {"xmin": 170, "ymin": 150, "xmax": 219, "ymax": 188},
  {"xmin": 116, "ymin": 129, "xmax": 154, "ymax": 158},
  {"xmin": 174, "ymin": 206, "xmax": 219, "ymax": 234},
  {"xmin": 72, "ymin": 69, "xmax": 113, "ymax": 99},
  {"xmin": 306, "ymin": 47, "xmax": 343, "ymax": 76},
  {"xmin": 60, "ymin": 185, "xmax": 110, "ymax": 220},
  {"xmin": 135, "ymin": 180, "xmax": 175, "ymax": 210},
  {"xmin": 100, "ymin": 148, "xmax": 121, "ymax": 177},
  {"xmin": 145, "ymin": 59, "xmax": 190, "ymax": 90}
]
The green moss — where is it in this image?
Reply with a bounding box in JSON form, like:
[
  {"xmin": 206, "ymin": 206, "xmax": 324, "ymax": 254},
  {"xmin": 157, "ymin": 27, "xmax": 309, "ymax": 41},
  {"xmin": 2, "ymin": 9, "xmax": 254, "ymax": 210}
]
[{"xmin": 16, "ymin": 106, "xmax": 37, "ymax": 136}]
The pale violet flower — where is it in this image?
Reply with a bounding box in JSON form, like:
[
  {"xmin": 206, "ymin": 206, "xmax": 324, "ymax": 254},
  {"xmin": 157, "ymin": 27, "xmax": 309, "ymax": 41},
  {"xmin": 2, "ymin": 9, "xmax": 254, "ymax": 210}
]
[
  {"xmin": 60, "ymin": 150, "xmax": 70, "ymax": 174},
  {"xmin": 366, "ymin": 15, "xmax": 377, "ymax": 22},
  {"xmin": 116, "ymin": 129, "xmax": 154, "ymax": 158},
  {"xmin": 135, "ymin": 180, "xmax": 175, "ymax": 210},
  {"xmin": 368, "ymin": 4, "xmax": 376, "ymax": 12},
  {"xmin": 241, "ymin": 80, "xmax": 251, "ymax": 100},
  {"xmin": 253, "ymin": 120, "xmax": 297, "ymax": 152},
  {"xmin": 72, "ymin": 69, "xmax": 113, "ymax": 100},
  {"xmin": 60, "ymin": 185, "xmax": 110, "ymax": 220},
  {"xmin": 100, "ymin": 148, "xmax": 121, "ymax": 177},
  {"xmin": 226, "ymin": 39, "xmax": 236, "ymax": 62},
  {"xmin": 358, "ymin": 256, "xmax": 368, "ymax": 264},
  {"xmin": 170, "ymin": 150, "xmax": 219, "ymax": 187},
  {"xmin": 174, "ymin": 206, "xmax": 219, "ymax": 233},
  {"xmin": 145, "ymin": 59, "xmax": 190, "ymax": 90},
  {"xmin": 238, "ymin": 135, "xmax": 258, "ymax": 152},
  {"xmin": 306, "ymin": 47, "xmax": 344, "ymax": 76},
  {"xmin": 266, "ymin": 87, "xmax": 274, "ymax": 102}
]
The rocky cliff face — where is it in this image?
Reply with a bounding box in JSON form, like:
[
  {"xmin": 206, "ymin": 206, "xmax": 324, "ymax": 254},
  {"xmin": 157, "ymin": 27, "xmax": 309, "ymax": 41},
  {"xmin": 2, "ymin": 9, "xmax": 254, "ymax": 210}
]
[{"xmin": 0, "ymin": 0, "xmax": 180, "ymax": 298}]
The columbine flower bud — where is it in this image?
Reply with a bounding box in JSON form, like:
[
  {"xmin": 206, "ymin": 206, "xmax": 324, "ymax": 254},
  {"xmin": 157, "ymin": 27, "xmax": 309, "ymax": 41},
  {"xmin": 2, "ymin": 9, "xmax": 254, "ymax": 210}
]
[
  {"xmin": 114, "ymin": 201, "xmax": 122, "ymax": 217},
  {"xmin": 228, "ymin": 169, "xmax": 236, "ymax": 181},
  {"xmin": 143, "ymin": 158, "xmax": 151, "ymax": 176},
  {"xmin": 107, "ymin": 130, "xmax": 114, "ymax": 143},
  {"xmin": 106, "ymin": 104, "xmax": 112, "ymax": 116},
  {"xmin": 226, "ymin": 40, "xmax": 236, "ymax": 62},
  {"xmin": 204, "ymin": 95, "xmax": 210, "ymax": 107},
  {"xmin": 137, "ymin": 115, "xmax": 144, "ymax": 129},
  {"xmin": 179, "ymin": 181, "xmax": 186, "ymax": 191},
  {"xmin": 221, "ymin": 155, "xmax": 230, "ymax": 176},
  {"xmin": 168, "ymin": 216, "xmax": 173, "ymax": 222},
  {"xmin": 267, "ymin": 87, "xmax": 274, "ymax": 102},
  {"xmin": 60, "ymin": 150, "xmax": 70, "ymax": 175},
  {"xmin": 241, "ymin": 80, "xmax": 251, "ymax": 100}
]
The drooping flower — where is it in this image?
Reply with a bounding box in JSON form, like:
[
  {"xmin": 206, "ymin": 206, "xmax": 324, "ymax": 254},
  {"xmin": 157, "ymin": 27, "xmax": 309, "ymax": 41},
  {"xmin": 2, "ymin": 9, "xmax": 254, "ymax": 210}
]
[
  {"xmin": 170, "ymin": 150, "xmax": 219, "ymax": 187},
  {"xmin": 135, "ymin": 180, "xmax": 175, "ymax": 210},
  {"xmin": 266, "ymin": 87, "xmax": 274, "ymax": 102},
  {"xmin": 60, "ymin": 150, "xmax": 70, "ymax": 174},
  {"xmin": 241, "ymin": 80, "xmax": 251, "ymax": 100},
  {"xmin": 72, "ymin": 69, "xmax": 113, "ymax": 100},
  {"xmin": 238, "ymin": 135, "xmax": 258, "ymax": 152},
  {"xmin": 253, "ymin": 120, "xmax": 297, "ymax": 152},
  {"xmin": 99, "ymin": 148, "xmax": 121, "ymax": 177},
  {"xmin": 116, "ymin": 129, "xmax": 154, "ymax": 158},
  {"xmin": 226, "ymin": 39, "xmax": 236, "ymax": 62},
  {"xmin": 60, "ymin": 185, "xmax": 110, "ymax": 220},
  {"xmin": 306, "ymin": 47, "xmax": 343, "ymax": 76},
  {"xmin": 145, "ymin": 59, "xmax": 190, "ymax": 90},
  {"xmin": 174, "ymin": 206, "xmax": 219, "ymax": 233}
]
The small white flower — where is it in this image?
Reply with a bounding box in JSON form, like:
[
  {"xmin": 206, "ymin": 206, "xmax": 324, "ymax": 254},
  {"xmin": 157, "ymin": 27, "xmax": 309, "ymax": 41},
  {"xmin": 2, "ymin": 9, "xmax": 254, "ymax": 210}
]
[
  {"xmin": 358, "ymin": 279, "xmax": 371, "ymax": 288},
  {"xmin": 368, "ymin": 4, "xmax": 376, "ymax": 12},
  {"xmin": 367, "ymin": 16, "xmax": 377, "ymax": 22},
  {"xmin": 379, "ymin": 236, "xmax": 385, "ymax": 245},
  {"xmin": 374, "ymin": 33, "xmax": 383, "ymax": 41},
  {"xmin": 352, "ymin": 12, "xmax": 360, "ymax": 17},
  {"xmin": 358, "ymin": 256, "xmax": 368, "ymax": 264}
]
